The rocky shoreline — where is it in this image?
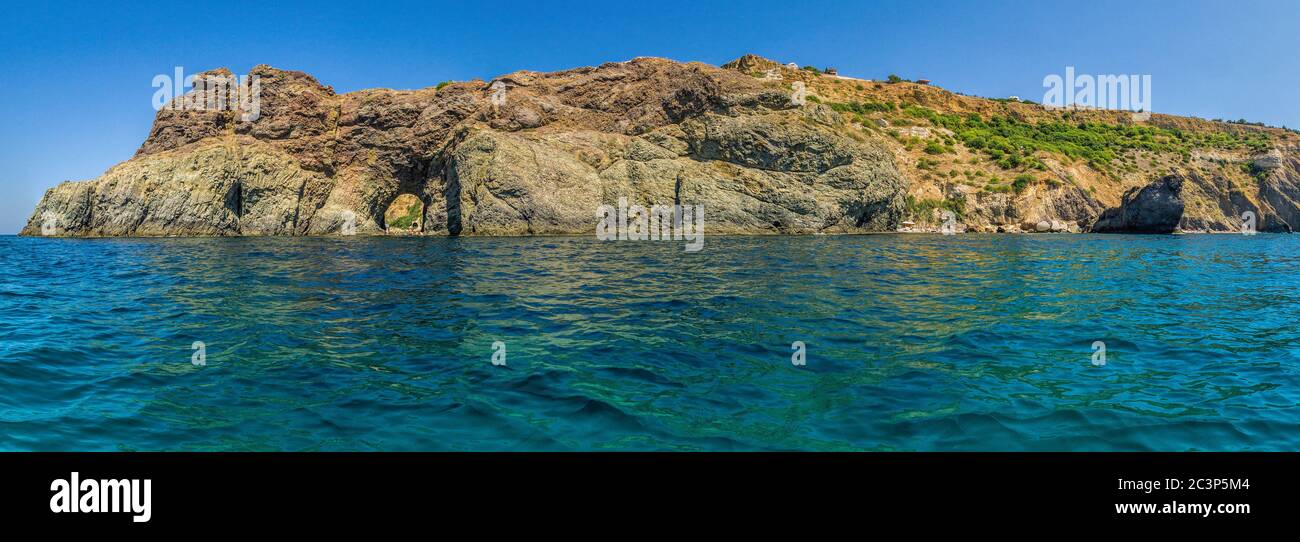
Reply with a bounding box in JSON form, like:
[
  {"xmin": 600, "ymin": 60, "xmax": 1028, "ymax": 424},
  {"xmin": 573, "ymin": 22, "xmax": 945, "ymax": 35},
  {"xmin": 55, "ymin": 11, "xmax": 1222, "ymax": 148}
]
[{"xmin": 21, "ymin": 56, "xmax": 1300, "ymax": 238}]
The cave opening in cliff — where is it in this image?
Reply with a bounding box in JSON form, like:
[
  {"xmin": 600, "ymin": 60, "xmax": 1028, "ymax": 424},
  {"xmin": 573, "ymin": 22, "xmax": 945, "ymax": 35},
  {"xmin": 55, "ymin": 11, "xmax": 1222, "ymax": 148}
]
[{"xmin": 383, "ymin": 193, "xmax": 424, "ymax": 234}]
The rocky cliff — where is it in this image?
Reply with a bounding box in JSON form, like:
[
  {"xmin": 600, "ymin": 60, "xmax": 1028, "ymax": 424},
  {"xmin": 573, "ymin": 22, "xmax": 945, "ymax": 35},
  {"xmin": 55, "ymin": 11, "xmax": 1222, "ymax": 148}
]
[
  {"xmin": 22, "ymin": 59, "xmax": 904, "ymax": 237},
  {"xmin": 21, "ymin": 55, "xmax": 1300, "ymax": 236}
]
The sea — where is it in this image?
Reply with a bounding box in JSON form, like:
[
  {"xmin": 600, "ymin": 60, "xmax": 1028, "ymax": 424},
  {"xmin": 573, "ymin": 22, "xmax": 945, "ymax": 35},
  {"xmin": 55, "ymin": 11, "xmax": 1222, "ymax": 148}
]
[{"xmin": 1, "ymin": 234, "xmax": 1297, "ymax": 450}]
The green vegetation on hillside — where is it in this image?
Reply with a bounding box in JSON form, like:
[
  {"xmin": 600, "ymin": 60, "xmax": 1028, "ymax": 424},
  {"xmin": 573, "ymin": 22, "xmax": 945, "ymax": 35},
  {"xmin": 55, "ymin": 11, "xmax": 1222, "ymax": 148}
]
[
  {"xmin": 829, "ymin": 100, "xmax": 897, "ymax": 114},
  {"xmin": 903, "ymin": 104, "xmax": 1274, "ymax": 171},
  {"xmin": 827, "ymin": 99, "xmax": 1276, "ymax": 172},
  {"xmin": 387, "ymin": 200, "xmax": 422, "ymax": 230},
  {"xmin": 1011, "ymin": 173, "xmax": 1034, "ymax": 194},
  {"xmin": 905, "ymin": 194, "xmax": 965, "ymax": 219}
]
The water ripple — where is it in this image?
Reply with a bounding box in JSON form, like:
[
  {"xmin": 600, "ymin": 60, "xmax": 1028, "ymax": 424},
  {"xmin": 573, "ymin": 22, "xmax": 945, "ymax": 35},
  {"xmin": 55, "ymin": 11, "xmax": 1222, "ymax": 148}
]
[{"xmin": 1, "ymin": 234, "xmax": 1298, "ymax": 450}]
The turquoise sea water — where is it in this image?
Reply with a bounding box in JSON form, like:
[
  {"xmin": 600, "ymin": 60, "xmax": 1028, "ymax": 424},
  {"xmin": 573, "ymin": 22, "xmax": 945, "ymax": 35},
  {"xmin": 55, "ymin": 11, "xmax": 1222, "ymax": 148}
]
[{"xmin": 1, "ymin": 234, "xmax": 1298, "ymax": 451}]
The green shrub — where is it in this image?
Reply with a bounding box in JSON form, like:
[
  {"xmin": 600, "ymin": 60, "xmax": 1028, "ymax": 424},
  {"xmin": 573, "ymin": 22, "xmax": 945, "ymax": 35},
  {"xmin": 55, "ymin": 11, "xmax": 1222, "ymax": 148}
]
[
  {"xmin": 905, "ymin": 195, "xmax": 965, "ymax": 219},
  {"xmin": 895, "ymin": 104, "xmax": 1275, "ymax": 172},
  {"xmin": 1012, "ymin": 174, "xmax": 1034, "ymax": 193},
  {"xmin": 984, "ymin": 180, "xmax": 1012, "ymax": 194}
]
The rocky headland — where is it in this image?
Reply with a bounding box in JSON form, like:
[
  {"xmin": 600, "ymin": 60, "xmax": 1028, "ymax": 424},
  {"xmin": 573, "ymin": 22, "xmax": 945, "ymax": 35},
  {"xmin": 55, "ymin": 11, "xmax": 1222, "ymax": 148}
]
[{"xmin": 22, "ymin": 55, "xmax": 1300, "ymax": 236}]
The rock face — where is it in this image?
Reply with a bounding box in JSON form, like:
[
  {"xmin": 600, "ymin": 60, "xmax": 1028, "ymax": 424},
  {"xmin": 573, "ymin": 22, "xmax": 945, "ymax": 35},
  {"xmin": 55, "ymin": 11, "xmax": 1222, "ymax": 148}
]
[
  {"xmin": 1091, "ymin": 175, "xmax": 1187, "ymax": 233},
  {"xmin": 22, "ymin": 59, "xmax": 906, "ymax": 237},
  {"xmin": 23, "ymin": 55, "xmax": 1300, "ymax": 237},
  {"xmin": 1090, "ymin": 171, "xmax": 1295, "ymax": 233}
]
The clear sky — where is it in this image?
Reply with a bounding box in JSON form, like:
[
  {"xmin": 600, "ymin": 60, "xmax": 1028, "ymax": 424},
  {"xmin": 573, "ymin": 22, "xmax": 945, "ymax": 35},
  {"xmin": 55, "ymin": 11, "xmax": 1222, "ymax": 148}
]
[{"xmin": 2, "ymin": 0, "xmax": 1297, "ymax": 234}]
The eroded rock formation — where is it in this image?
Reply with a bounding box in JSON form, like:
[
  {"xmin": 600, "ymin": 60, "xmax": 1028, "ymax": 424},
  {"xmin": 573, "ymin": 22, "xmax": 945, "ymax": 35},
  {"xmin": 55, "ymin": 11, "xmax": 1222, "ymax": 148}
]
[
  {"xmin": 23, "ymin": 59, "xmax": 906, "ymax": 237},
  {"xmin": 22, "ymin": 55, "xmax": 1300, "ymax": 237}
]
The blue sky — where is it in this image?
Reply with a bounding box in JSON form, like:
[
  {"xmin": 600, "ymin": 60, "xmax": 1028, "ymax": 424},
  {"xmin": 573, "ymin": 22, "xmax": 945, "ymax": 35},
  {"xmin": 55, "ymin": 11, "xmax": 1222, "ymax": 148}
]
[{"xmin": 2, "ymin": 0, "xmax": 1297, "ymax": 233}]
